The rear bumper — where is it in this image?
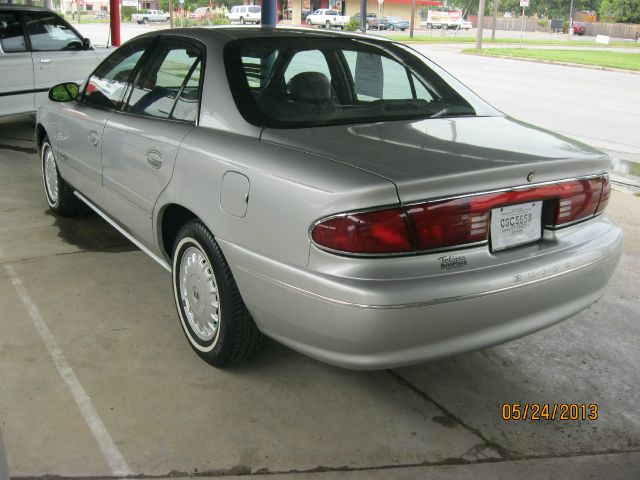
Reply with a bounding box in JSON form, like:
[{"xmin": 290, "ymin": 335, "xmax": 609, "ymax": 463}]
[{"xmin": 222, "ymin": 216, "xmax": 622, "ymax": 370}]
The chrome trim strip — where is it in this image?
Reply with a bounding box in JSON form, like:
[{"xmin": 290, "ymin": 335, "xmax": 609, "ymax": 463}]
[
  {"xmin": 236, "ymin": 249, "xmax": 619, "ymax": 311},
  {"xmin": 309, "ymin": 173, "xmax": 608, "ymax": 257},
  {"xmin": 73, "ymin": 191, "xmax": 171, "ymax": 272}
]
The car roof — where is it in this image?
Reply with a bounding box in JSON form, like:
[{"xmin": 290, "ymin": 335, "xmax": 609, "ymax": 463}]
[{"xmin": 133, "ymin": 26, "xmax": 395, "ymax": 45}]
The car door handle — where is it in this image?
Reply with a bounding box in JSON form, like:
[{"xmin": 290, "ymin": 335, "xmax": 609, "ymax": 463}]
[
  {"xmin": 146, "ymin": 150, "xmax": 163, "ymax": 169},
  {"xmin": 40, "ymin": 58, "xmax": 51, "ymax": 64},
  {"xmin": 88, "ymin": 131, "xmax": 100, "ymax": 147}
]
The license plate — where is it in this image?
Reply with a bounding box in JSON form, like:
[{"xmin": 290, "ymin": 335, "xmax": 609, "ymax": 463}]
[{"xmin": 490, "ymin": 201, "xmax": 543, "ymax": 251}]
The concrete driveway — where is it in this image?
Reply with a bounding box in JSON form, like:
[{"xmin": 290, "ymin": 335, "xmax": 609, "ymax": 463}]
[{"xmin": 0, "ymin": 114, "xmax": 639, "ymax": 479}]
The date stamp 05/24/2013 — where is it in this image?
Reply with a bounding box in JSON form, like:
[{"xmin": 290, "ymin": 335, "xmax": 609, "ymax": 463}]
[{"xmin": 500, "ymin": 403, "xmax": 599, "ymax": 421}]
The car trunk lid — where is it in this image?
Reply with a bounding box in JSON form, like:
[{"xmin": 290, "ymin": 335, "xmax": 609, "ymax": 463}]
[{"xmin": 261, "ymin": 116, "xmax": 610, "ymax": 204}]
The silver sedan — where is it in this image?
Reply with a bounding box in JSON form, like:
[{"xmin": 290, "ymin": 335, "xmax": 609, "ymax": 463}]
[{"xmin": 36, "ymin": 27, "xmax": 622, "ymax": 369}]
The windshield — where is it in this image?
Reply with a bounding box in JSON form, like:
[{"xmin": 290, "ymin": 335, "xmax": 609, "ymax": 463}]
[{"xmin": 224, "ymin": 37, "xmax": 498, "ymax": 129}]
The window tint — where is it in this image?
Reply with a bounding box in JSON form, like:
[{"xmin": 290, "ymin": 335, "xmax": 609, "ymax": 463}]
[
  {"xmin": 343, "ymin": 51, "xmax": 433, "ymax": 102},
  {"xmin": 23, "ymin": 12, "xmax": 82, "ymax": 51},
  {"xmin": 284, "ymin": 50, "xmax": 331, "ymax": 84},
  {"xmin": 0, "ymin": 13, "xmax": 27, "ymax": 52},
  {"xmin": 124, "ymin": 40, "xmax": 202, "ymax": 122},
  {"xmin": 225, "ymin": 38, "xmax": 483, "ymax": 128},
  {"xmin": 82, "ymin": 38, "xmax": 151, "ymax": 109},
  {"xmin": 248, "ymin": 6, "xmax": 260, "ymax": 13}
]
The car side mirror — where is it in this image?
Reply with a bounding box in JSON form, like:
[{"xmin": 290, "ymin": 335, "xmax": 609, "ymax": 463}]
[
  {"xmin": 49, "ymin": 82, "xmax": 80, "ymax": 102},
  {"xmin": 82, "ymin": 37, "xmax": 92, "ymax": 50}
]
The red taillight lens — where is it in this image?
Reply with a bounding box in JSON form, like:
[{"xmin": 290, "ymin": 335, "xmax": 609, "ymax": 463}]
[
  {"xmin": 596, "ymin": 175, "xmax": 611, "ymax": 214},
  {"xmin": 551, "ymin": 177, "xmax": 604, "ymax": 226},
  {"xmin": 311, "ymin": 208, "xmax": 413, "ymax": 254},
  {"xmin": 311, "ymin": 175, "xmax": 610, "ymax": 255},
  {"xmin": 407, "ymin": 198, "xmax": 489, "ymax": 250}
]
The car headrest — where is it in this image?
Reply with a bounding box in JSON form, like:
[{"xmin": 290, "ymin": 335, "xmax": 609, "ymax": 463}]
[{"xmin": 288, "ymin": 72, "xmax": 333, "ymax": 104}]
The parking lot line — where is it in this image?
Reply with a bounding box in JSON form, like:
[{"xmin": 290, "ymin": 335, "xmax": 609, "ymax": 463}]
[{"xmin": 1, "ymin": 246, "xmax": 133, "ymax": 477}]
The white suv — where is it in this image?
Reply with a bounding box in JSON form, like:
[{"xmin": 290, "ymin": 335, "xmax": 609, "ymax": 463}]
[
  {"xmin": 0, "ymin": 5, "xmax": 110, "ymax": 118},
  {"xmin": 227, "ymin": 5, "xmax": 261, "ymax": 24}
]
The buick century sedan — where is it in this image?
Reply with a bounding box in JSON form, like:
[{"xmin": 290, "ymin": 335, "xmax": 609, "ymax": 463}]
[{"xmin": 36, "ymin": 27, "xmax": 622, "ymax": 369}]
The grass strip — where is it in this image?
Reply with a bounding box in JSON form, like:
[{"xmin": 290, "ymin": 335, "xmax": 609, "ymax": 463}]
[{"xmin": 463, "ymin": 48, "xmax": 640, "ymax": 71}]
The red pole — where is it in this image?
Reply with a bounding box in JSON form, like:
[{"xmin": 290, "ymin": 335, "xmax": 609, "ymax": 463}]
[{"xmin": 109, "ymin": 0, "xmax": 121, "ymax": 47}]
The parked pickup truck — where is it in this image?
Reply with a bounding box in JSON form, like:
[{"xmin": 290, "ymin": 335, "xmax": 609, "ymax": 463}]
[
  {"xmin": 131, "ymin": 10, "xmax": 169, "ymax": 24},
  {"xmin": 306, "ymin": 9, "xmax": 350, "ymax": 29},
  {"xmin": 351, "ymin": 12, "xmax": 388, "ymax": 30}
]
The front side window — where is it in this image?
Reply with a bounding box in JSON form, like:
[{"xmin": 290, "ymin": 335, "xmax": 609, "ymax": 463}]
[
  {"xmin": 123, "ymin": 40, "xmax": 202, "ymax": 122},
  {"xmin": 82, "ymin": 38, "xmax": 152, "ymax": 109},
  {"xmin": 0, "ymin": 13, "xmax": 27, "ymax": 52},
  {"xmin": 225, "ymin": 37, "xmax": 495, "ymax": 129},
  {"xmin": 23, "ymin": 12, "xmax": 82, "ymax": 51}
]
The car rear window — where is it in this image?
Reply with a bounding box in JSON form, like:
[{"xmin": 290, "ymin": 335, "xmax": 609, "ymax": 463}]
[
  {"xmin": 224, "ymin": 36, "xmax": 495, "ymax": 129},
  {"xmin": 248, "ymin": 6, "xmax": 260, "ymax": 13}
]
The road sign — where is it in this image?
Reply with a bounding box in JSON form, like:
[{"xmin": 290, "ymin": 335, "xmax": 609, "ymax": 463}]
[
  {"xmin": 519, "ymin": 0, "xmax": 529, "ymax": 6},
  {"xmin": 179, "ymin": 0, "xmax": 184, "ymax": 4}
]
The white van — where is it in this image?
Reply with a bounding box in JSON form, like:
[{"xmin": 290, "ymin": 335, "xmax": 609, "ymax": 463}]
[{"xmin": 227, "ymin": 5, "xmax": 261, "ymax": 24}]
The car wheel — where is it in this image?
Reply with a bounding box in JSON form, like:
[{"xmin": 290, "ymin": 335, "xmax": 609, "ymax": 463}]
[
  {"xmin": 172, "ymin": 220, "xmax": 263, "ymax": 367},
  {"xmin": 41, "ymin": 138, "xmax": 82, "ymax": 216},
  {"xmin": 143, "ymin": 17, "xmax": 149, "ymax": 24},
  {"xmin": 137, "ymin": 20, "xmax": 143, "ymax": 24},
  {"xmin": 426, "ymin": 23, "xmax": 432, "ymax": 29},
  {"xmin": 240, "ymin": 16, "xmax": 245, "ymax": 24},
  {"xmin": 401, "ymin": 28, "xmax": 406, "ymax": 31},
  {"xmin": 389, "ymin": 24, "xmax": 394, "ymax": 30},
  {"xmin": 326, "ymin": 20, "xmax": 331, "ymax": 29}
]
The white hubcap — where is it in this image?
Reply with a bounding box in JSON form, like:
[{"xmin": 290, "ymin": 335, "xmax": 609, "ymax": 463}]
[
  {"xmin": 43, "ymin": 145, "xmax": 59, "ymax": 204},
  {"xmin": 179, "ymin": 246, "xmax": 220, "ymax": 342}
]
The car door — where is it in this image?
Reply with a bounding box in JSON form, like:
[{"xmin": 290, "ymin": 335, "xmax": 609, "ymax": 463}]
[
  {"xmin": 22, "ymin": 10, "xmax": 99, "ymax": 110},
  {"xmin": 52, "ymin": 37, "xmax": 152, "ymax": 203},
  {"xmin": 0, "ymin": 11, "xmax": 35, "ymax": 116},
  {"xmin": 100, "ymin": 37, "xmax": 203, "ymax": 248}
]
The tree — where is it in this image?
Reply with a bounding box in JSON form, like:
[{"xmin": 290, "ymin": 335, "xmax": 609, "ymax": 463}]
[{"xmin": 600, "ymin": 0, "xmax": 640, "ymax": 22}]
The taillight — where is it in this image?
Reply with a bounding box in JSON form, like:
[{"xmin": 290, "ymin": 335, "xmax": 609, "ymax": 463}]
[
  {"xmin": 311, "ymin": 174, "xmax": 610, "ymax": 255},
  {"xmin": 310, "ymin": 208, "xmax": 413, "ymax": 254}
]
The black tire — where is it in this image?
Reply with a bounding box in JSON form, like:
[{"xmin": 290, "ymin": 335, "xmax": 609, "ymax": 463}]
[
  {"xmin": 172, "ymin": 220, "xmax": 263, "ymax": 367},
  {"xmin": 389, "ymin": 24, "xmax": 395, "ymax": 31},
  {"xmin": 326, "ymin": 20, "xmax": 331, "ymax": 29},
  {"xmin": 142, "ymin": 17, "xmax": 149, "ymax": 24},
  {"xmin": 240, "ymin": 16, "xmax": 245, "ymax": 24},
  {"xmin": 41, "ymin": 137, "xmax": 82, "ymax": 216},
  {"xmin": 137, "ymin": 20, "xmax": 143, "ymax": 24}
]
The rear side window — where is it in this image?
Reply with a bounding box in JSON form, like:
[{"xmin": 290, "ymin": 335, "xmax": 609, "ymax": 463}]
[
  {"xmin": 248, "ymin": 6, "xmax": 260, "ymax": 13},
  {"xmin": 0, "ymin": 13, "xmax": 27, "ymax": 52},
  {"xmin": 123, "ymin": 39, "xmax": 203, "ymax": 123},
  {"xmin": 23, "ymin": 12, "xmax": 82, "ymax": 51},
  {"xmin": 82, "ymin": 38, "xmax": 151, "ymax": 109}
]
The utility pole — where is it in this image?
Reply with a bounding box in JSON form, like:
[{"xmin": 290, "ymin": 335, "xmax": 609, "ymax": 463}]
[
  {"xmin": 568, "ymin": 0, "xmax": 575, "ymax": 37},
  {"xmin": 169, "ymin": 0, "xmax": 174, "ymax": 28},
  {"xmin": 491, "ymin": 0, "xmax": 498, "ymax": 40},
  {"xmin": 410, "ymin": 0, "xmax": 416, "ymax": 39},
  {"xmin": 360, "ymin": 0, "xmax": 367, "ymax": 34},
  {"xmin": 475, "ymin": 0, "xmax": 486, "ymax": 51}
]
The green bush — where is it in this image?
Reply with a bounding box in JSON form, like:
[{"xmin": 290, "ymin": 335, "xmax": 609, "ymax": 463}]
[
  {"xmin": 562, "ymin": 20, "xmax": 569, "ymax": 32},
  {"xmin": 344, "ymin": 17, "xmax": 360, "ymax": 32},
  {"xmin": 211, "ymin": 17, "xmax": 230, "ymax": 25},
  {"xmin": 122, "ymin": 6, "xmax": 138, "ymax": 21},
  {"xmin": 537, "ymin": 19, "xmax": 549, "ymax": 27}
]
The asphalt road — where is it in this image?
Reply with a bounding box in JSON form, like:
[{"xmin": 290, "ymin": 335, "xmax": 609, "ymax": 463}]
[{"xmin": 409, "ymin": 43, "xmax": 640, "ymax": 157}]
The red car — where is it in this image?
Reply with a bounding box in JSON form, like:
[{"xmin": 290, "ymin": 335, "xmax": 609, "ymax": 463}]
[{"xmin": 572, "ymin": 22, "xmax": 586, "ymax": 35}]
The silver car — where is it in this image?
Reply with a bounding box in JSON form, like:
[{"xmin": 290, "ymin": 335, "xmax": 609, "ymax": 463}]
[{"xmin": 36, "ymin": 28, "xmax": 622, "ymax": 370}]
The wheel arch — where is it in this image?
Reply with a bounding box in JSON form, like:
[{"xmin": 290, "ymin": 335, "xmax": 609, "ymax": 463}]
[
  {"xmin": 35, "ymin": 123, "xmax": 48, "ymax": 154},
  {"xmin": 158, "ymin": 203, "xmax": 200, "ymax": 259}
]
